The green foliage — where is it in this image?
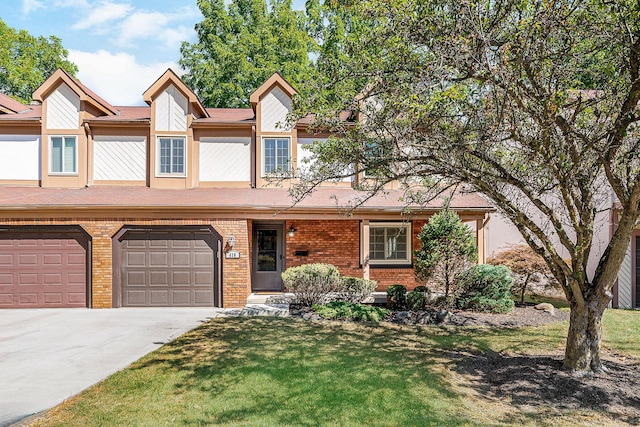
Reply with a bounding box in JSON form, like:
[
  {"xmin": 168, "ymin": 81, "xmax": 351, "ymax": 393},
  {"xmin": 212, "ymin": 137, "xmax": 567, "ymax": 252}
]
[
  {"xmin": 386, "ymin": 284, "xmax": 407, "ymax": 310},
  {"xmin": 414, "ymin": 206, "xmax": 477, "ymax": 298},
  {"xmin": 405, "ymin": 291, "xmax": 426, "ymax": 311},
  {"xmin": 312, "ymin": 301, "xmax": 389, "ymax": 322},
  {"xmin": 414, "ymin": 285, "xmax": 431, "ymax": 295},
  {"xmin": 180, "ymin": 0, "xmax": 316, "ymax": 108},
  {"xmin": 281, "ymin": 263, "xmax": 341, "ymax": 307},
  {"xmin": 338, "ymin": 276, "xmax": 377, "ymax": 303},
  {"xmin": 0, "ymin": 19, "xmax": 77, "ymax": 103},
  {"xmin": 456, "ymin": 265, "xmax": 515, "ymax": 314}
]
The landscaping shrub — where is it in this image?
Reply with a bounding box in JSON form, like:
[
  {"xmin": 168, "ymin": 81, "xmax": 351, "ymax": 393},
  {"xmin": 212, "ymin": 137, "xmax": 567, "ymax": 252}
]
[
  {"xmin": 386, "ymin": 284, "xmax": 407, "ymax": 309},
  {"xmin": 414, "ymin": 205, "xmax": 477, "ymax": 299},
  {"xmin": 312, "ymin": 301, "xmax": 390, "ymax": 322},
  {"xmin": 487, "ymin": 244, "xmax": 561, "ymax": 304},
  {"xmin": 338, "ymin": 276, "xmax": 378, "ymax": 303},
  {"xmin": 281, "ymin": 263, "xmax": 341, "ymax": 307},
  {"xmin": 406, "ymin": 290, "xmax": 427, "ymax": 311},
  {"xmin": 456, "ymin": 264, "xmax": 515, "ymax": 313}
]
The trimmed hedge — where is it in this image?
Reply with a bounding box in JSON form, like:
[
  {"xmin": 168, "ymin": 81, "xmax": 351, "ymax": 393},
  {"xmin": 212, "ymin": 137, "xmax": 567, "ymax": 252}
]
[{"xmin": 386, "ymin": 284, "xmax": 407, "ymax": 309}]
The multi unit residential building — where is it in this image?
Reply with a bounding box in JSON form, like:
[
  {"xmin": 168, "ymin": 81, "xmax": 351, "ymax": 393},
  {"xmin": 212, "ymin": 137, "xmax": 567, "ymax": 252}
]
[{"xmin": 0, "ymin": 69, "xmax": 493, "ymax": 309}]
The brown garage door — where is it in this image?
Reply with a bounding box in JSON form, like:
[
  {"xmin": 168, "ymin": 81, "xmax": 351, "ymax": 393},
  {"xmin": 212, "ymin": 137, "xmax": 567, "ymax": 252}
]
[
  {"xmin": 120, "ymin": 230, "xmax": 217, "ymax": 307},
  {"xmin": 0, "ymin": 231, "xmax": 89, "ymax": 308}
]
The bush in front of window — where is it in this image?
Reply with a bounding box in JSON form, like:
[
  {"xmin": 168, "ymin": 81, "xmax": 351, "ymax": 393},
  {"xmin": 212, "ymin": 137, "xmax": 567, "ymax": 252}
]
[
  {"xmin": 281, "ymin": 263, "xmax": 341, "ymax": 307},
  {"xmin": 406, "ymin": 290, "xmax": 427, "ymax": 311},
  {"xmin": 386, "ymin": 284, "xmax": 407, "ymax": 310},
  {"xmin": 337, "ymin": 276, "xmax": 378, "ymax": 303},
  {"xmin": 414, "ymin": 205, "xmax": 477, "ymax": 299},
  {"xmin": 456, "ymin": 264, "xmax": 515, "ymax": 314}
]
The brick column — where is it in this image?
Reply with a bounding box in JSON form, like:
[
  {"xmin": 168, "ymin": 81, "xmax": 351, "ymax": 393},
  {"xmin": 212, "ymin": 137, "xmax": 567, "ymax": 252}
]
[{"xmin": 80, "ymin": 223, "xmax": 123, "ymax": 308}]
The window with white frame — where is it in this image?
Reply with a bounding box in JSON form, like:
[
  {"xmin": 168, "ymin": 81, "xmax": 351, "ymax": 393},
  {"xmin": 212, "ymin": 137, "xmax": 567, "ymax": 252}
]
[
  {"xmin": 363, "ymin": 222, "xmax": 412, "ymax": 265},
  {"xmin": 50, "ymin": 136, "xmax": 77, "ymax": 174},
  {"xmin": 263, "ymin": 137, "xmax": 290, "ymax": 175},
  {"xmin": 157, "ymin": 137, "xmax": 185, "ymax": 176}
]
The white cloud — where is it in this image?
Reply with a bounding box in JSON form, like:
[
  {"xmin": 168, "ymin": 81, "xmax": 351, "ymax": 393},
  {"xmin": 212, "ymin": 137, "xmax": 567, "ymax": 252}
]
[
  {"xmin": 22, "ymin": 0, "xmax": 44, "ymax": 14},
  {"xmin": 72, "ymin": 1, "xmax": 133, "ymax": 30},
  {"xmin": 116, "ymin": 9, "xmax": 198, "ymax": 48},
  {"xmin": 68, "ymin": 49, "xmax": 180, "ymax": 106}
]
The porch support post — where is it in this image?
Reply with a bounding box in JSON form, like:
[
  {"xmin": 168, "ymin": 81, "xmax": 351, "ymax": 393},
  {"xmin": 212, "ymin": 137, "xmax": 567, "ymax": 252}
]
[{"xmin": 362, "ymin": 220, "xmax": 370, "ymax": 280}]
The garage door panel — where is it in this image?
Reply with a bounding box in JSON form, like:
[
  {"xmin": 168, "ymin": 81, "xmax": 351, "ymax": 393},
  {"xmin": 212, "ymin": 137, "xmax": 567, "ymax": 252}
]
[
  {"xmin": 149, "ymin": 252, "xmax": 169, "ymax": 266},
  {"xmin": 126, "ymin": 290, "xmax": 146, "ymax": 305},
  {"xmin": 150, "ymin": 271, "xmax": 169, "ymax": 286},
  {"xmin": 126, "ymin": 252, "xmax": 146, "ymax": 267},
  {"xmin": 0, "ymin": 231, "xmax": 90, "ymax": 308},
  {"xmin": 126, "ymin": 271, "xmax": 146, "ymax": 286},
  {"xmin": 172, "ymin": 252, "xmax": 190, "ymax": 266},
  {"xmin": 120, "ymin": 230, "xmax": 217, "ymax": 307},
  {"xmin": 150, "ymin": 290, "xmax": 169, "ymax": 305},
  {"xmin": 173, "ymin": 271, "xmax": 190, "ymax": 285}
]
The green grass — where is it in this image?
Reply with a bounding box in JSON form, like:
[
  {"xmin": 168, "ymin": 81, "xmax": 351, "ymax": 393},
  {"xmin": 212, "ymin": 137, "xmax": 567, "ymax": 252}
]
[{"xmin": 33, "ymin": 309, "xmax": 640, "ymax": 427}]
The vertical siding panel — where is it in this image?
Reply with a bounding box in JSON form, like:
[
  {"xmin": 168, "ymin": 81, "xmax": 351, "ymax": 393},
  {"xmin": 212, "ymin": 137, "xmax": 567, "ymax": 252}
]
[
  {"xmin": 46, "ymin": 84, "xmax": 80, "ymax": 130},
  {"xmin": 155, "ymin": 90, "xmax": 170, "ymax": 131},
  {"xmin": 618, "ymin": 242, "xmax": 632, "ymax": 309},
  {"xmin": 260, "ymin": 87, "xmax": 292, "ymax": 132}
]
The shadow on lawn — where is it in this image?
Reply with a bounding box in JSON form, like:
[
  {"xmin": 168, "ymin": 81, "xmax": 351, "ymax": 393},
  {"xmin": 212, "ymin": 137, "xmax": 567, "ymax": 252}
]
[
  {"xmin": 133, "ymin": 317, "xmax": 468, "ymax": 426},
  {"xmin": 452, "ymin": 350, "xmax": 640, "ymax": 426}
]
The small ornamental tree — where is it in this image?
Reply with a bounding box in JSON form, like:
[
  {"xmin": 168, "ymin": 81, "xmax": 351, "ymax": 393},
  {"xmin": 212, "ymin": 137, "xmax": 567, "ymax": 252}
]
[
  {"xmin": 414, "ymin": 206, "xmax": 477, "ymax": 299},
  {"xmin": 487, "ymin": 244, "xmax": 560, "ymax": 305}
]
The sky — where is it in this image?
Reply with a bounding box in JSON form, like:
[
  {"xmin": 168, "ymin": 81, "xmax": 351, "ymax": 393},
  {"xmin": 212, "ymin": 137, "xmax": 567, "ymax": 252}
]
[{"xmin": 1, "ymin": 0, "xmax": 305, "ymax": 106}]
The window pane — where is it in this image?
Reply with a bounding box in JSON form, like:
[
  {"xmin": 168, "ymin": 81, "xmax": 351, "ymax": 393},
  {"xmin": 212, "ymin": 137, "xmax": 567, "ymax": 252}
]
[
  {"xmin": 64, "ymin": 137, "xmax": 76, "ymax": 173},
  {"xmin": 160, "ymin": 138, "xmax": 171, "ymax": 173},
  {"xmin": 276, "ymin": 139, "xmax": 289, "ymax": 171},
  {"xmin": 369, "ymin": 225, "xmax": 408, "ymax": 262},
  {"xmin": 369, "ymin": 228, "xmax": 385, "ymax": 260},
  {"xmin": 172, "ymin": 139, "xmax": 184, "ymax": 173},
  {"xmin": 51, "ymin": 137, "xmax": 62, "ymax": 173},
  {"xmin": 264, "ymin": 139, "xmax": 275, "ymax": 173}
]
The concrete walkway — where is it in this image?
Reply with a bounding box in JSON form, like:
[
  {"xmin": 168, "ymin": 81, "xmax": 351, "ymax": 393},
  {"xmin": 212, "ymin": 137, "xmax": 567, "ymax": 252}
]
[{"xmin": 0, "ymin": 308, "xmax": 223, "ymax": 427}]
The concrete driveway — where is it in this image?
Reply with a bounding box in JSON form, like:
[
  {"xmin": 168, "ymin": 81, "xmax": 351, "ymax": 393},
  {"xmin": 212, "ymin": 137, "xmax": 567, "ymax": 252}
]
[{"xmin": 0, "ymin": 307, "xmax": 224, "ymax": 426}]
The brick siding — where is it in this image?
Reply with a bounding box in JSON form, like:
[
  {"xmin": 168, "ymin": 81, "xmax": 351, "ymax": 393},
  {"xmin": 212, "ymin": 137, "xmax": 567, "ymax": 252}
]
[{"xmin": 285, "ymin": 219, "xmax": 430, "ymax": 291}]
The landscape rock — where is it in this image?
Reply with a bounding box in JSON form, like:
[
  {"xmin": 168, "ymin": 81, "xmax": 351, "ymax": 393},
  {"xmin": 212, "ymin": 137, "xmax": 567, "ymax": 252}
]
[
  {"xmin": 302, "ymin": 312, "xmax": 323, "ymax": 321},
  {"xmin": 534, "ymin": 303, "xmax": 555, "ymax": 315},
  {"xmin": 416, "ymin": 312, "xmax": 432, "ymax": 325},
  {"xmin": 436, "ymin": 310, "xmax": 453, "ymax": 324}
]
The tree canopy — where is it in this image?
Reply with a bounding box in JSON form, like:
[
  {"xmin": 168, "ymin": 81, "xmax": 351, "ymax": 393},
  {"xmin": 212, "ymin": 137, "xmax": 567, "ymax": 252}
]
[
  {"xmin": 0, "ymin": 19, "xmax": 78, "ymax": 103},
  {"xmin": 291, "ymin": 0, "xmax": 640, "ymax": 372},
  {"xmin": 180, "ymin": 0, "xmax": 316, "ymax": 108}
]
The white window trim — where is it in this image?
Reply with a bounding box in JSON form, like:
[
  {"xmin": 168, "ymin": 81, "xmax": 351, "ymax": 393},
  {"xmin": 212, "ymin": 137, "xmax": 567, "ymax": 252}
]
[
  {"xmin": 155, "ymin": 136, "xmax": 187, "ymax": 177},
  {"xmin": 361, "ymin": 221, "xmax": 412, "ymax": 265},
  {"xmin": 49, "ymin": 135, "xmax": 78, "ymax": 176},
  {"xmin": 261, "ymin": 137, "xmax": 291, "ymax": 177}
]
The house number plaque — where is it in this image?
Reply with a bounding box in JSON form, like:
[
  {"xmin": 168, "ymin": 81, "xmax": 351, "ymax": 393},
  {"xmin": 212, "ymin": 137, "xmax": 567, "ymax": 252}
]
[{"xmin": 225, "ymin": 251, "xmax": 240, "ymax": 259}]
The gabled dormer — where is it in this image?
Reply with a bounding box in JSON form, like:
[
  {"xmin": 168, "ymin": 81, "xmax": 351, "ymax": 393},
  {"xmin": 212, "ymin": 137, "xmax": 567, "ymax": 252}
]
[
  {"xmin": 250, "ymin": 73, "xmax": 297, "ymax": 187},
  {"xmin": 143, "ymin": 69, "xmax": 208, "ymax": 189},
  {"xmin": 33, "ymin": 69, "xmax": 117, "ymax": 188}
]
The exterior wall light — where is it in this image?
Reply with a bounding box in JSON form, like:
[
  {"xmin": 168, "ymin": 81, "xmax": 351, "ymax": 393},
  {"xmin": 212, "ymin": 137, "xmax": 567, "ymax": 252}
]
[
  {"xmin": 227, "ymin": 235, "xmax": 235, "ymax": 248},
  {"xmin": 288, "ymin": 226, "xmax": 296, "ymax": 237}
]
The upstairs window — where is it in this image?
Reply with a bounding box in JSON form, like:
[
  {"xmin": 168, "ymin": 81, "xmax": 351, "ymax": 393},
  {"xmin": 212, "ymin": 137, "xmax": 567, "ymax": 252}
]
[
  {"xmin": 50, "ymin": 136, "xmax": 77, "ymax": 174},
  {"xmin": 263, "ymin": 138, "xmax": 290, "ymax": 175},
  {"xmin": 363, "ymin": 222, "xmax": 412, "ymax": 265},
  {"xmin": 158, "ymin": 137, "xmax": 185, "ymax": 176}
]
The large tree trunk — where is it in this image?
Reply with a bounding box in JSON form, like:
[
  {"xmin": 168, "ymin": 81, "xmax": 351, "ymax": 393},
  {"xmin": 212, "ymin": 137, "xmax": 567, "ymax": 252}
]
[{"xmin": 563, "ymin": 293, "xmax": 609, "ymax": 372}]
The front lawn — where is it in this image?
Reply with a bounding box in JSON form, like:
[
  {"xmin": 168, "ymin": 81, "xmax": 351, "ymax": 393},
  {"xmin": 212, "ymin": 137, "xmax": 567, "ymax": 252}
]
[{"xmin": 33, "ymin": 309, "xmax": 640, "ymax": 427}]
